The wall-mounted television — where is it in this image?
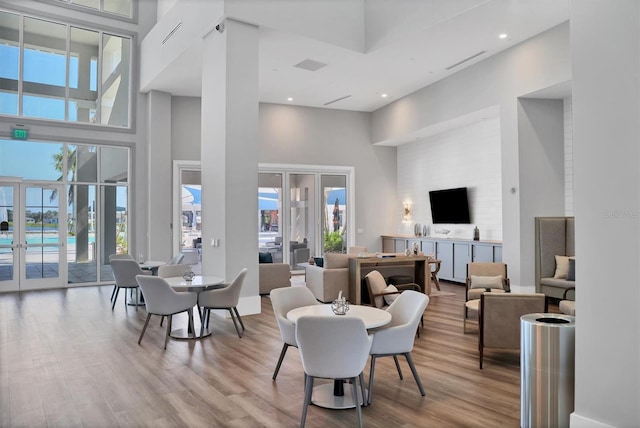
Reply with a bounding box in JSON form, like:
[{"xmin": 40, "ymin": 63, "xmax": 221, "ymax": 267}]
[{"xmin": 429, "ymin": 187, "xmax": 471, "ymax": 224}]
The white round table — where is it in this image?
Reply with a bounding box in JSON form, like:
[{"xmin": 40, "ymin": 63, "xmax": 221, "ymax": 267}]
[
  {"xmin": 287, "ymin": 304, "xmax": 391, "ymax": 409},
  {"xmin": 163, "ymin": 275, "xmax": 225, "ymax": 339}
]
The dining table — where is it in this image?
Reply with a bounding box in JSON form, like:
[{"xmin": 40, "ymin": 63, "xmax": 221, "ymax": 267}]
[
  {"xmin": 164, "ymin": 275, "xmax": 225, "ymax": 339},
  {"xmin": 287, "ymin": 304, "xmax": 391, "ymax": 410}
]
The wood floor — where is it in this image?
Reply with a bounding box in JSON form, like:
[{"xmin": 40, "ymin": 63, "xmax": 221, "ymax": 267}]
[{"xmin": 0, "ymin": 280, "xmax": 553, "ymax": 427}]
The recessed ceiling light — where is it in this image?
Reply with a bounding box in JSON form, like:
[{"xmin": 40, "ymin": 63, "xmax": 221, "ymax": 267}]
[
  {"xmin": 499, "ymin": 33, "xmax": 508, "ymax": 39},
  {"xmin": 287, "ymin": 97, "xmax": 293, "ymax": 102},
  {"xmin": 381, "ymin": 93, "xmax": 388, "ymax": 98}
]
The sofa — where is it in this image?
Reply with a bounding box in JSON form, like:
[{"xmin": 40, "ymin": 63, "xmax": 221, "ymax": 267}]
[
  {"xmin": 259, "ymin": 262, "xmax": 291, "ymax": 295},
  {"xmin": 535, "ymin": 216, "xmax": 575, "ymax": 300},
  {"xmin": 305, "ymin": 252, "xmax": 417, "ymax": 303}
]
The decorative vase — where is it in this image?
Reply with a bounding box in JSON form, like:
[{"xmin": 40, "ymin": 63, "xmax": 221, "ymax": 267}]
[{"xmin": 182, "ymin": 266, "xmax": 195, "ymax": 281}]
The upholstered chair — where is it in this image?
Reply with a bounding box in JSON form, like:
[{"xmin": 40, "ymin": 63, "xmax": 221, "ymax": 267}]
[
  {"xmin": 559, "ymin": 287, "xmax": 576, "ymax": 315},
  {"xmin": 110, "ymin": 258, "xmax": 150, "ymax": 310},
  {"xmin": 464, "ymin": 262, "xmax": 510, "ymax": 331},
  {"xmin": 108, "ymin": 253, "xmax": 134, "ymax": 302},
  {"xmin": 198, "ymin": 268, "xmax": 248, "ymax": 338}
]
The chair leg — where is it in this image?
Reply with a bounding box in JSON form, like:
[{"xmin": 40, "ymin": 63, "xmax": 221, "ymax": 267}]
[
  {"xmin": 404, "ymin": 352, "xmax": 425, "ymax": 396},
  {"xmin": 367, "ymin": 355, "xmax": 377, "ymax": 406},
  {"xmin": 233, "ymin": 307, "xmax": 245, "ymax": 332},
  {"xmin": 351, "ymin": 376, "xmax": 363, "ymax": 428},
  {"xmin": 187, "ymin": 308, "xmax": 195, "ymax": 337},
  {"xmin": 199, "ymin": 308, "xmax": 206, "ymax": 338},
  {"xmin": 111, "ymin": 288, "xmax": 120, "ymax": 310},
  {"xmin": 359, "ymin": 372, "xmax": 367, "ymax": 407},
  {"xmin": 228, "ymin": 308, "xmax": 243, "ymax": 338},
  {"xmin": 110, "ymin": 285, "xmax": 117, "ymax": 302},
  {"xmin": 134, "ymin": 288, "xmax": 138, "ymax": 311},
  {"xmin": 300, "ymin": 375, "xmax": 314, "ymax": 428},
  {"xmin": 138, "ymin": 313, "xmax": 152, "ymax": 344},
  {"xmin": 393, "ymin": 355, "xmax": 404, "ymax": 379},
  {"xmin": 160, "ymin": 316, "xmax": 165, "ymax": 327},
  {"xmin": 164, "ymin": 315, "xmax": 173, "ymax": 349},
  {"xmin": 272, "ymin": 343, "xmax": 290, "ymax": 380}
]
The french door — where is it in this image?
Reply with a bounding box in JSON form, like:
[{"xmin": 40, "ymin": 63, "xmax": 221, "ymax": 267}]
[{"xmin": 0, "ymin": 181, "xmax": 66, "ymax": 292}]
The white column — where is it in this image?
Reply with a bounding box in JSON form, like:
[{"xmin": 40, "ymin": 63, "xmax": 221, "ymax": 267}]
[
  {"xmin": 571, "ymin": 1, "xmax": 640, "ymax": 427},
  {"xmin": 200, "ymin": 18, "xmax": 260, "ymax": 314}
]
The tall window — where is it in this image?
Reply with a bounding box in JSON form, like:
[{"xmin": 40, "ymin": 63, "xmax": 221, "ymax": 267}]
[
  {"xmin": 52, "ymin": 0, "xmax": 134, "ymax": 19},
  {"xmin": 0, "ymin": 11, "xmax": 132, "ymax": 127}
]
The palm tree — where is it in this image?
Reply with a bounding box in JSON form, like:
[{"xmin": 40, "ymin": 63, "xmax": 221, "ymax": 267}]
[{"xmin": 50, "ymin": 146, "xmax": 77, "ymax": 204}]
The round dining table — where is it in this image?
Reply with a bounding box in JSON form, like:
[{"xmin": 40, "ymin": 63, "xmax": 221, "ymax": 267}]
[
  {"xmin": 163, "ymin": 275, "xmax": 225, "ymax": 339},
  {"xmin": 287, "ymin": 304, "xmax": 391, "ymax": 410}
]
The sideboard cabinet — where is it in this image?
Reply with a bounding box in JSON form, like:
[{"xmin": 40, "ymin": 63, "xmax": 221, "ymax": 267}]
[{"xmin": 381, "ymin": 235, "xmax": 502, "ymax": 283}]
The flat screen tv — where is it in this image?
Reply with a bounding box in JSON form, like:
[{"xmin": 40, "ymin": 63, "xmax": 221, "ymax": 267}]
[{"xmin": 429, "ymin": 187, "xmax": 471, "ymax": 224}]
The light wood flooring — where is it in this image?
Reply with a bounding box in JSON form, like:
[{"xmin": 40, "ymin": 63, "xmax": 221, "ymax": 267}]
[{"xmin": 0, "ymin": 279, "xmax": 556, "ymax": 427}]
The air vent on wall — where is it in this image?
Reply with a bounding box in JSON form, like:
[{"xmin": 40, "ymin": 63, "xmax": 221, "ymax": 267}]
[
  {"xmin": 324, "ymin": 95, "xmax": 352, "ymax": 106},
  {"xmin": 445, "ymin": 50, "xmax": 486, "ymax": 70},
  {"xmin": 294, "ymin": 59, "xmax": 328, "ymax": 72}
]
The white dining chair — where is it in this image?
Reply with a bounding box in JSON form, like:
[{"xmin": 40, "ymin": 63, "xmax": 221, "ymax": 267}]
[
  {"xmin": 108, "ymin": 253, "xmax": 134, "ymax": 302},
  {"xmin": 198, "ymin": 268, "xmax": 248, "ymax": 338},
  {"xmin": 157, "ymin": 263, "xmax": 189, "ymax": 279},
  {"xmin": 110, "ymin": 258, "xmax": 150, "ymax": 310},
  {"xmin": 367, "ymin": 290, "xmax": 430, "ymax": 405},
  {"xmin": 135, "ymin": 275, "xmax": 198, "ymax": 349},
  {"xmin": 168, "ymin": 253, "xmax": 185, "ymax": 265},
  {"xmin": 269, "ymin": 286, "xmax": 319, "ymax": 380},
  {"xmin": 296, "ymin": 315, "xmax": 372, "ymax": 428}
]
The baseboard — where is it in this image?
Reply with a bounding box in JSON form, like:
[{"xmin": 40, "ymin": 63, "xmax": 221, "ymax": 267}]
[{"xmin": 570, "ymin": 412, "xmax": 616, "ymax": 428}]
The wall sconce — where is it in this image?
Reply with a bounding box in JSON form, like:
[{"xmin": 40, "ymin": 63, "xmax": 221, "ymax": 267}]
[{"xmin": 403, "ymin": 202, "xmax": 411, "ymax": 222}]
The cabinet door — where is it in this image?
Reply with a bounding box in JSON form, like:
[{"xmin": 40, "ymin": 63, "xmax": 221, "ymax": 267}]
[
  {"xmin": 421, "ymin": 240, "xmax": 435, "ymax": 256},
  {"xmin": 394, "ymin": 239, "xmax": 408, "ymax": 253},
  {"xmin": 382, "ymin": 237, "xmax": 395, "ymax": 253},
  {"xmin": 453, "ymin": 243, "xmax": 471, "ymax": 281},
  {"xmin": 494, "ymin": 245, "xmax": 502, "ymax": 262},
  {"xmin": 472, "ymin": 244, "xmax": 494, "ymax": 262},
  {"xmin": 436, "ymin": 241, "xmax": 454, "ymax": 280}
]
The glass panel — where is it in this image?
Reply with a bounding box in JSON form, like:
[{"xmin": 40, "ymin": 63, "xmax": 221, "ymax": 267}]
[
  {"xmin": 100, "ymin": 146, "xmax": 128, "ymax": 183},
  {"xmin": 72, "ymin": 0, "xmax": 100, "ymax": 10},
  {"xmin": 24, "ymin": 186, "xmax": 60, "ymax": 280},
  {"xmin": 69, "ymin": 145, "xmax": 98, "ymax": 182},
  {"xmin": 321, "ymin": 175, "xmax": 347, "ymax": 254},
  {"xmin": 69, "ymin": 27, "xmax": 99, "ymax": 124},
  {"xmin": 104, "ymin": 0, "xmax": 133, "ymax": 17},
  {"xmin": 67, "ymin": 184, "xmax": 96, "ymax": 283},
  {"xmin": 101, "ymin": 33, "xmax": 130, "ymax": 127},
  {"xmin": 289, "ymin": 173, "xmax": 314, "ymax": 270},
  {"xmin": 180, "ymin": 170, "xmax": 202, "ymax": 266},
  {"xmin": 0, "ymin": 140, "xmax": 64, "ymax": 181},
  {"xmin": 0, "ymin": 11, "xmax": 20, "ymax": 116},
  {"xmin": 23, "ymin": 18, "xmax": 67, "ymax": 120},
  {"xmin": 258, "ymin": 173, "xmax": 283, "ymax": 263},
  {"xmin": 100, "ymin": 185, "xmax": 127, "ymax": 281},
  {"xmin": 0, "ymin": 185, "xmax": 15, "ymax": 283}
]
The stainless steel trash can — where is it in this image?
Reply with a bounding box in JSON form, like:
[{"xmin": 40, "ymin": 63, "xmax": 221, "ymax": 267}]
[{"xmin": 521, "ymin": 313, "xmax": 575, "ymax": 428}]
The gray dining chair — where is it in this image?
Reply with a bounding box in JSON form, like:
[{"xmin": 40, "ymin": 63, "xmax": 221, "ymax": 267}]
[
  {"xmin": 110, "ymin": 258, "xmax": 150, "ymax": 310},
  {"xmin": 108, "ymin": 253, "xmax": 134, "ymax": 302},
  {"xmin": 269, "ymin": 286, "xmax": 320, "ymax": 380},
  {"xmin": 135, "ymin": 275, "xmax": 198, "ymax": 349},
  {"xmin": 168, "ymin": 253, "xmax": 185, "ymax": 265},
  {"xmin": 198, "ymin": 268, "xmax": 248, "ymax": 338}
]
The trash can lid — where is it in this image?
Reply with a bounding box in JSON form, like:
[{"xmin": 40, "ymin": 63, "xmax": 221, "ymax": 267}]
[{"xmin": 521, "ymin": 312, "xmax": 575, "ymax": 326}]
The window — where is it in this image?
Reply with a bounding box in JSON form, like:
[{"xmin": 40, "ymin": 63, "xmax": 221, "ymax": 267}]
[
  {"xmin": 54, "ymin": 0, "xmax": 134, "ymax": 19},
  {"xmin": 0, "ymin": 11, "xmax": 132, "ymax": 128}
]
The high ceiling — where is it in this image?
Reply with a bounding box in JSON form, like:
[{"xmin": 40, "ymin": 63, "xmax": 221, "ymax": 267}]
[{"xmin": 146, "ymin": 0, "xmax": 569, "ymax": 113}]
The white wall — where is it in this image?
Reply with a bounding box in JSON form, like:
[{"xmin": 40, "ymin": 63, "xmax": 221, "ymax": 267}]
[
  {"xmin": 570, "ymin": 1, "xmax": 640, "ymax": 426},
  {"xmin": 396, "ymin": 117, "xmax": 502, "ymax": 240},
  {"xmin": 564, "ymin": 97, "xmax": 574, "ymax": 216},
  {"xmin": 372, "ymin": 22, "xmax": 571, "ymax": 286}
]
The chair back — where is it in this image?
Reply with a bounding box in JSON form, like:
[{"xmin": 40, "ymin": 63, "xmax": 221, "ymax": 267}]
[
  {"xmin": 111, "ymin": 259, "xmax": 146, "ymax": 288},
  {"xmin": 157, "ymin": 264, "xmax": 189, "ymax": 278},
  {"xmin": 466, "ymin": 262, "xmax": 510, "ymax": 300},
  {"xmin": 109, "ymin": 253, "xmax": 134, "ymax": 262},
  {"xmin": 365, "ymin": 270, "xmax": 389, "ymax": 308},
  {"xmin": 270, "ymin": 286, "xmax": 319, "ymax": 345},
  {"xmin": 370, "ymin": 290, "xmax": 429, "ymax": 355},
  {"xmin": 199, "ymin": 268, "xmax": 248, "ymax": 307},
  {"xmin": 467, "ymin": 262, "xmax": 507, "ymax": 278},
  {"xmin": 136, "ymin": 275, "xmax": 197, "ymax": 315},
  {"xmin": 348, "ymin": 246, "xmax": 367, "ymax": 254},
  {"xmin": 296, "ymin": 315, "xmax": 371, "ymax": 379},
  {"xmin": 168, "ymin": 253, "xmax": 185, "ymax": 265},
  {"xmin": 480, "ymin": 293, "xmax": 546, "ymax": 350}
]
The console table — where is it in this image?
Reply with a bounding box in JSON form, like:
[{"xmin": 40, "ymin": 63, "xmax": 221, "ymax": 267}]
[{"xmin": 348, "ymin": 255, "xmax": 429, "ymax": 305}]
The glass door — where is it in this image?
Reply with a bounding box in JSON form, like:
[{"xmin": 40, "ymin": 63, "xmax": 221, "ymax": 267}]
[
  {"xmin": 0, "ymin": 182, "xmax": 66, "ymax": 291},
  {"xmin": 0, "ymin": 183, "xmax": 18, "ymax": 291},
  {"xmin": 288, "ymin": 173, "xmax": 315, "ymax": 271}
]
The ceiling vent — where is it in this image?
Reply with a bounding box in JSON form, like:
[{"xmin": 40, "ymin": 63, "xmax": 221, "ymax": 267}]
[
  {"xmin": 294, "ymin": 59, "xmax": 328, "ymax": 72},
  {"xmin": 324, "ymin": 95, "xmax": 351, "ymax": 106},
  {"xmin": 445, "ymin": 51, "xmax": 486, "ymax": 70}
]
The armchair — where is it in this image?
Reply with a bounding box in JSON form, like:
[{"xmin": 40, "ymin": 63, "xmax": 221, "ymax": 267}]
[
  {"xmin": 464, "ymin": 262, "xmax": 510, "ymax": 331},
  {"xmin": 559, "ymin": 286, "xmax": 575, "ymax": 315},
  {"xmin": 478, "ymin": 292, "xmax": 546, "ymax": 368}
]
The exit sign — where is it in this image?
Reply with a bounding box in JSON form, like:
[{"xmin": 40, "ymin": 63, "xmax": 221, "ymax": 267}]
[{"xmin": 11, "ymin": 127, "xmax": 28, "ymax": 140}]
